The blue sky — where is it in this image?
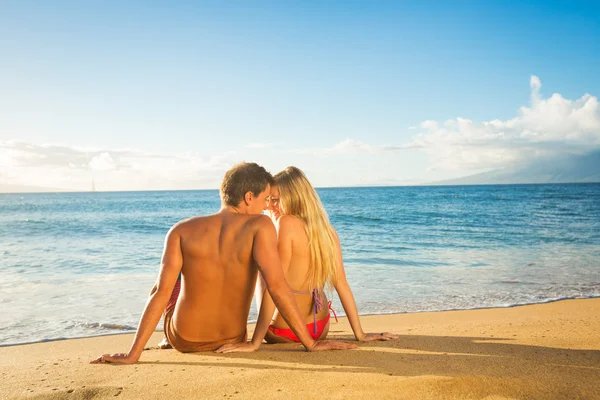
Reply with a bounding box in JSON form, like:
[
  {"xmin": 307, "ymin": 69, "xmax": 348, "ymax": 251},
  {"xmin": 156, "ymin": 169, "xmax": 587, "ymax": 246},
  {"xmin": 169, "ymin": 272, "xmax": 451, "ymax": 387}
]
[{"xmin": 1, "ymin": 1, "xmax": 599, "ymax": 191}]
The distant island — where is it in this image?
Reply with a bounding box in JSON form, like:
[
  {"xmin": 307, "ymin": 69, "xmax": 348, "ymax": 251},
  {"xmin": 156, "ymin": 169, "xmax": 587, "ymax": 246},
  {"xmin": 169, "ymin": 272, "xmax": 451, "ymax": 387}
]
[
  {"xmin": 0, "ymin": 183, "xmax": 69, "ymax": 194},
  {"xmin": 431, "ymin": 151, "xmax": 600, "ymax": 186}
]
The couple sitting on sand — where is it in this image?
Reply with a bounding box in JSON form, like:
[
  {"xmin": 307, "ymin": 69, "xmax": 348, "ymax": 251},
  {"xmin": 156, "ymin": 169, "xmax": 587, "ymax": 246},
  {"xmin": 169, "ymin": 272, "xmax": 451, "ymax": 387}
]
[{"xmin": 92, "ymin": 163, "xmax": 396, "ymax": 364}]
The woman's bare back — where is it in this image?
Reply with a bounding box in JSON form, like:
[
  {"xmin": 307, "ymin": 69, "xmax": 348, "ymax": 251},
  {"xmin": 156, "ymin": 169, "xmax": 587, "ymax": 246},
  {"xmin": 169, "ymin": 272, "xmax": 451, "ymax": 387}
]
[{"xmin": 269, "ymin": 215, "xmax": 330, "ymax": 331}]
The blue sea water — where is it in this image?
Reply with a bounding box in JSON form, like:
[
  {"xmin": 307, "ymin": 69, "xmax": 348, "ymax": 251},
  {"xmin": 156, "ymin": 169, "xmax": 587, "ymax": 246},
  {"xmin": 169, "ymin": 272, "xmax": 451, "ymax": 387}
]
[{"xmin": 1, "ymin": 183, "xmax": 599, "ymax": 346}]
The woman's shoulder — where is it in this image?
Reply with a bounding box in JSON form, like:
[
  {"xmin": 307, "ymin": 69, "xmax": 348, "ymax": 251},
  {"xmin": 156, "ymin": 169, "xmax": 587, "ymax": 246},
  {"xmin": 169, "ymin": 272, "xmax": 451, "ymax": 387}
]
[
  {"xmin": 277, "ymin": 215, "xmax": 307, "ymax": 239},
  {"xmin": 278, "ymin": 214, "xmax": 305, "ymax": 230}
]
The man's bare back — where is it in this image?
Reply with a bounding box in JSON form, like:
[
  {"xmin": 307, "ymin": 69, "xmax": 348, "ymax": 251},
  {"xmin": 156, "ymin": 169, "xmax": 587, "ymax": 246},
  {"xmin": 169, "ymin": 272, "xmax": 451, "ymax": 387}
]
[{"xmin": 172, "ymin": 212, "xmax": 270, "ymax": 342}]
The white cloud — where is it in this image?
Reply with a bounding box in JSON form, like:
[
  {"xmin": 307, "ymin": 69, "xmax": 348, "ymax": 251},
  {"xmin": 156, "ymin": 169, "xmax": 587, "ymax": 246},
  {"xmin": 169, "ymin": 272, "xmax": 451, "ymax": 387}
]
[
  {"xmin": 0, "ymin": 141, "xmax": 237, "ymax": 191},
  {"xmin": 89, "ymin": 152, "xmax": 116, "ymax": 171},
  {"xmin": 408, "ymin": 76, "xmax": 600, "ymax": 170},
  {"xmin": 530, "ymin": 75, "xmax": 542, "ymax": 103}
]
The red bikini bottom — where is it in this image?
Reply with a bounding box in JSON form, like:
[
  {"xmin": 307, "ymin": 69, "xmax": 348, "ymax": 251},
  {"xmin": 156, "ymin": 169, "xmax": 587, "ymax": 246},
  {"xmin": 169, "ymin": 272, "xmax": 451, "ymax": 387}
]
[{"xmin": 268, "ymin": 313, "xmax": 331, "ymax": 342}]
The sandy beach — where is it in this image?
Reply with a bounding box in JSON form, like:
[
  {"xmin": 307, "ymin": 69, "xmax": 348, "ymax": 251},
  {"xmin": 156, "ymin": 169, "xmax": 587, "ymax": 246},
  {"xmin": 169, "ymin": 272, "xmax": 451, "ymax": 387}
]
[{"xmin": 1, "ymin": 298, "xmax": 599, "ymax": 400}]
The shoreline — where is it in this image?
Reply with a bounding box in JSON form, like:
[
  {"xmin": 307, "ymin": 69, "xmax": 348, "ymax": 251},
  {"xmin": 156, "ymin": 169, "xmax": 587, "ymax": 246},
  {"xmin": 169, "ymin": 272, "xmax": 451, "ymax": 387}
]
[
  {"xmin": 1, "ymin": 298, "xmax": 599, "ymax": 399},
  {"xmin": 2, "ymin": 294, "xmax": 599, "ymax": 348}
]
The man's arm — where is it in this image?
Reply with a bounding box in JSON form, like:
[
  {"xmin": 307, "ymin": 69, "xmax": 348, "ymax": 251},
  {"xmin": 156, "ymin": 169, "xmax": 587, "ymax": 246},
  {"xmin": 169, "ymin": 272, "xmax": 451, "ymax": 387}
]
[{"xmin": 91, "ymin": 224, "xmax": 184, "ymax": 364}]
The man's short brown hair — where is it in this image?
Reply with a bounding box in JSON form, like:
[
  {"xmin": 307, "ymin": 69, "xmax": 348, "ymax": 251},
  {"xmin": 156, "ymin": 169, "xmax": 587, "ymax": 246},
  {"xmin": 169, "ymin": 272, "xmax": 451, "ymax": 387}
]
[{"xmin": 220, "ymin": 162, "xmax": 274, "ymax": 207}]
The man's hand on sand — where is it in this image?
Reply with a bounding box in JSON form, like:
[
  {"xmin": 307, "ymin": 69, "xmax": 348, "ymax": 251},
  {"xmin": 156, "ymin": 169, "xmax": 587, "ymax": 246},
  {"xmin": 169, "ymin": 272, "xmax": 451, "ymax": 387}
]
[
  {"xmin": 358, "ymin": 332, "xmax": 398, "ymax": 342},
  {"xmin": 90, "ymin": 352, "xmax": 138, "ymax": 364},
  {"xmin": 310, "ymin": 340, "xmax": 356, "ymax": 351}
]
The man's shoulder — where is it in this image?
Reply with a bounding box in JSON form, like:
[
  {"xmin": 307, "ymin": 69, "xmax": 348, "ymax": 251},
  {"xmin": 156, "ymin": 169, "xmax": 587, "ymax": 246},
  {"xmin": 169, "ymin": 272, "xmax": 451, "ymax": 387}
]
[
  {"xmin": 249, "ymin": 213, "xmax": 274, "ymax": 228},
  {"xmin": 170, "ymin": 213, "xmax": 272, "ymax": 236},
  {"xmin": 169, "ymin": 214, "xmax": 218, "ymax": 232}
]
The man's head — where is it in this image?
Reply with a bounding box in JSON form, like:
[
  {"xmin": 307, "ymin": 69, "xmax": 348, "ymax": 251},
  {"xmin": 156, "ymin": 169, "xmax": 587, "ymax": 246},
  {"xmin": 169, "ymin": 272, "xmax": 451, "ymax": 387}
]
[{"xmin": 220, "ymin": 162, "xmax": 274, "ymax": 213}]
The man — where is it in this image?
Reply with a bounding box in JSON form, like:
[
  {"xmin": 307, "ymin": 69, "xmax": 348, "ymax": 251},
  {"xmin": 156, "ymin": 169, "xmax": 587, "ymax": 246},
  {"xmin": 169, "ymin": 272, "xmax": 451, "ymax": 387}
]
[{"xmin": 91, "ymin": 162, "xmax": 354, "ymax": 364}]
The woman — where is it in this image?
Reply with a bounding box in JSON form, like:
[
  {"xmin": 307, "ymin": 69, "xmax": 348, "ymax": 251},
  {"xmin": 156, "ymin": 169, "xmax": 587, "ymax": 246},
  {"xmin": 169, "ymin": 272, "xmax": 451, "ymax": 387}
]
[{"xmin": 216, "ymin": 167, "xmax": 396, "ymax": 353}]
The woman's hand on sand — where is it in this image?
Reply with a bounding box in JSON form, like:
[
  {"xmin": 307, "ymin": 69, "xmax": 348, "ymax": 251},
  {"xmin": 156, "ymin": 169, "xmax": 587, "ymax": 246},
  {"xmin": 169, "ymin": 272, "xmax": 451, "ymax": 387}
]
[
  {"xmin": 358, "ymin": 332, "xmax": 398, "ymax": 342},
  {"xmin": 309, "ymin": 340, "xmax": 357, "ymax": 351},
  {"xmin": 90, "ymin": 352, "xmax": 139, "ymax": 364},
  {"xmin": 215, "ymin": 342, "xmax": 258, "ymax": 353}
]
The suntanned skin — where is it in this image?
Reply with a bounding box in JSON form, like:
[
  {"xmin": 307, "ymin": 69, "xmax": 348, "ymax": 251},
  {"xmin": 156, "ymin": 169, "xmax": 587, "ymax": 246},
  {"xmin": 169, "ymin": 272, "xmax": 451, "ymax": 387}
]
[
  {"xmin": 91, "ymin": 184, "xmax": 355, "ymax": 364},
  {"xmin": 262, "ymin": 214, "xmax": 330, "ymax": 342},
  {"xmin": 216, "ymin": 184, "xmax": 397, "ymax": 354}
]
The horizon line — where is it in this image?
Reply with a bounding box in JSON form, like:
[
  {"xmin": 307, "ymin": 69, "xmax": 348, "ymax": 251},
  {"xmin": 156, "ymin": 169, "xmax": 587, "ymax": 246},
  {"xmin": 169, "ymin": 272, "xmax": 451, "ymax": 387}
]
[{"xmin": 2, "ymin": 180, "xmax": 599, "ymax": 195}]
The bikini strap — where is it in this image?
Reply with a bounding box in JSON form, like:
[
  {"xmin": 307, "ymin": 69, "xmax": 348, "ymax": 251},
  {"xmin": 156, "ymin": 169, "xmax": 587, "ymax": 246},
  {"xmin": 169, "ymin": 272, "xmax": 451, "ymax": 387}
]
[
  {"xmin": 328, "ymin": 301, "xmax": 338, "ymax": 322},
  {"xmin": 290, "ymin": 288, "xmax": 325, "ymax": 335},
  {"xmin": 312, "ymin": 289, "xmax": 324, "ymax": 334},
  {"xmin": 291, "ymin": 289, "xmax": 311, "ymax": 295}
]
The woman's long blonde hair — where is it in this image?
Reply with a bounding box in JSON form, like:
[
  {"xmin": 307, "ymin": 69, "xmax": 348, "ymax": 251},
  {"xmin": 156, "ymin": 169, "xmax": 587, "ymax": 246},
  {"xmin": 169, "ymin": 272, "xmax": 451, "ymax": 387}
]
[{"xmin": 273, "ymin": 166, "xmax": 339, "ymax": 291}]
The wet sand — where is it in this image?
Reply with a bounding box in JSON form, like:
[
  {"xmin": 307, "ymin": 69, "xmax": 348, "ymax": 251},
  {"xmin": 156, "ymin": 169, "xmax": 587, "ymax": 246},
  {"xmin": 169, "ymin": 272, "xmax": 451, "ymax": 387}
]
[{"xmin": 1, "ymin": 298, "xmax": 599, "ymax": 399}]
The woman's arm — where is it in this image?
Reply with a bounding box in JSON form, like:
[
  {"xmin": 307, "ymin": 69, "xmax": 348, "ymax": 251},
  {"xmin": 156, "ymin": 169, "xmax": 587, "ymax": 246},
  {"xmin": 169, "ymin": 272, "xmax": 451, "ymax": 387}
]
[
  {"xmin": 333, "ymin": 230, "xmax": 397, "ymax": 342},
  {"xmin": 91, "ymin": 225, "xmax": 183, "ymax": 363}
]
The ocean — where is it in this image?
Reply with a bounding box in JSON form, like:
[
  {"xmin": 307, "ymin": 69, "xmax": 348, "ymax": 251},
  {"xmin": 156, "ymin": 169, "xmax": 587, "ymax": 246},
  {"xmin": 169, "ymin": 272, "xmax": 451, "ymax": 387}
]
[{"xmin": 1, "ymin": 183, "xmax": 599, "ymax": 346}]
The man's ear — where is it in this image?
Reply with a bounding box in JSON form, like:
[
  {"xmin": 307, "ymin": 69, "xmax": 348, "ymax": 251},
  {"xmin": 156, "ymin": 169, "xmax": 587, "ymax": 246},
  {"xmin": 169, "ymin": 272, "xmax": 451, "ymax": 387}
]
[{"xmin": 243, "ymin": 191, "xmax": 253, "ymax": 205}]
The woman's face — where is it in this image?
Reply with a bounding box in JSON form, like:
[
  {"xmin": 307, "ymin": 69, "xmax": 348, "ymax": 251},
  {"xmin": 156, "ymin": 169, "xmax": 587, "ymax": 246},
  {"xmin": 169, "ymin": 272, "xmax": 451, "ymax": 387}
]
[{"xmin": 267, "ymin": 185, "xmax": 281, "ymax": 220}]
